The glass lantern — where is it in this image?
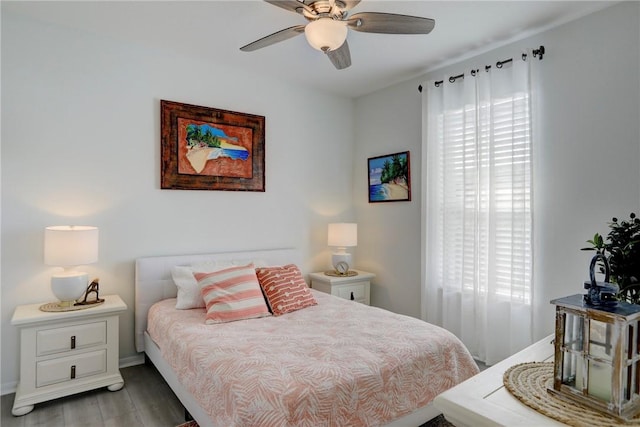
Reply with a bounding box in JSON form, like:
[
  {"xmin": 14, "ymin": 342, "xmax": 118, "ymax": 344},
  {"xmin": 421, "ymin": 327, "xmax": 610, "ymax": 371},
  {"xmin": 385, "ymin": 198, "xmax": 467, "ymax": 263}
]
[{"xmin": 550, "ymin": 294, "xmax": 640, "ymax": 420}]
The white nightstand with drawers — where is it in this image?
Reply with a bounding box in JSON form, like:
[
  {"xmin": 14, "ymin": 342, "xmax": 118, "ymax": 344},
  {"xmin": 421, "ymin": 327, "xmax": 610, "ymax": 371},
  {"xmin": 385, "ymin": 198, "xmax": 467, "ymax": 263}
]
[
  {"xmin": 11, "ymin": 294, "xmax": 127, "ymax": 416},
  {"xmin": 309, "ymin": 270, "xmax": 375, "ymax": 305}
]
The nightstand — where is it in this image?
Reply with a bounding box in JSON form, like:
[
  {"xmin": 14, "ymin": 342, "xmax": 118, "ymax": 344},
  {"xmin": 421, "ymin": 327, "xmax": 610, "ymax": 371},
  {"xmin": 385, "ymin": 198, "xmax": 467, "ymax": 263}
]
[
  {"xmin": 309, "ymin": 270, "xmax": 374, "ymax": 305},
  {"xmin": 11, "ymin": 294, "xmax": 127, "ymax": 416}
]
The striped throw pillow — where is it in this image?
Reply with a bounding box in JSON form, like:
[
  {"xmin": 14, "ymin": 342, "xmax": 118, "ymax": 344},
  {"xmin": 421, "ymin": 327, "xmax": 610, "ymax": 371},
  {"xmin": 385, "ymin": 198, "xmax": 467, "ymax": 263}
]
[
  {"xmin": 195, "ymin": 264, "xmax": 271, "ymax": 324},
  {"xmin": 255, "ymin": 264, "xmax": 317, "ymax": 316}
]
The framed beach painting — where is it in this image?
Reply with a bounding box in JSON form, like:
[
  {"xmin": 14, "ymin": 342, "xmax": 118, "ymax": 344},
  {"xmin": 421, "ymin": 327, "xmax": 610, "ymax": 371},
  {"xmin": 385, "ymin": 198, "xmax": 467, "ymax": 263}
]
[
  {"xmin": 368, "ymin": 151, "xmax": 411, "ymax": 203},
  {"xmin": 161, "ymin": 100, "xmax": 265, "ymax": 191}
]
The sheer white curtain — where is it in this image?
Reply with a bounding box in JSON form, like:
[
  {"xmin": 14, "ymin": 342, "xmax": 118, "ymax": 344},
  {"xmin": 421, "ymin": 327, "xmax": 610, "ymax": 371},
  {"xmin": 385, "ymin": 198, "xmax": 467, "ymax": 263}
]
[{"xmin": 422, "ymin": 54, "xmax": 536, "ymax": 365}]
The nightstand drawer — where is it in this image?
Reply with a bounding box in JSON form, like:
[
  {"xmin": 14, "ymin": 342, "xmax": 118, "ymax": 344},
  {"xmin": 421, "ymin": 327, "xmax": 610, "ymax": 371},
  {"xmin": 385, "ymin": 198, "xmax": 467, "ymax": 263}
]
[
  {"xmin": 337, "ymin": 284, "xmax": 367, "ymax": 303},
  {"xmin": 37, "ymin": 321, "xmax": 106, "ymax": 357},
  {"xmin": 36, "ymin": 349, "xmax": 107, "ymax": 388}
]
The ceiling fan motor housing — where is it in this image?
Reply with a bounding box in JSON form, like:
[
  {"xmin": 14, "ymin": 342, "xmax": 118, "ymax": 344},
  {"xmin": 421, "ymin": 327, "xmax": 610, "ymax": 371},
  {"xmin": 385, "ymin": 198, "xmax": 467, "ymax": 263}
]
[{"xmin": 300, "ymin": 1, "xmax": 348, "ymax": 20}]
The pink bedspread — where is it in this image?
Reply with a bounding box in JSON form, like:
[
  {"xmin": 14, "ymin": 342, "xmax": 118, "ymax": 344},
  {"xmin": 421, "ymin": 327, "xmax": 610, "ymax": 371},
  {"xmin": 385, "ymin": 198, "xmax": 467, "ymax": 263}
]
[{"xmin": 147, "ymin": 290, "xmax": 478, "ymax": 427}]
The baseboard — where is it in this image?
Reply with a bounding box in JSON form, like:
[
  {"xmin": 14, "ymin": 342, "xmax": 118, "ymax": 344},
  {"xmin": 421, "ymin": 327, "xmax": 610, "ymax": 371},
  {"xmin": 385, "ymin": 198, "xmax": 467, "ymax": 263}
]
[
  {"xmin": 120, "ymin": 353, "xmax": 145, "ymax": 368},
  {"xmin": 1, "ymin": 354, "xmax": 146, "ymax": 396},
  {"xmin": 1, "ymin": 381, "xmax": 18, "ymax": 397}
]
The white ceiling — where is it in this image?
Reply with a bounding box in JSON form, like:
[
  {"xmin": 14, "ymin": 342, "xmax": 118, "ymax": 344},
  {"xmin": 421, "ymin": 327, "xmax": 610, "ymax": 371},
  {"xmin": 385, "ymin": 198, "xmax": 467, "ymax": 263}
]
[{"xmin": 3, "ymin": 0, "xmax": 615, "ymax": 98}]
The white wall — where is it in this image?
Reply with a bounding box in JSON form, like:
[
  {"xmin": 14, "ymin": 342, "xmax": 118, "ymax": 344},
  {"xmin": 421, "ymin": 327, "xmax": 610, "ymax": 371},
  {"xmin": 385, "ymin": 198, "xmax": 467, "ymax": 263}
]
[
  {"xmin": 1, "ymin": 12, "xmax": 355, "ymax": 392},
  {"xmin": 353, "ymin": 84, "xmax": 422, "ymax": 316},
  {"xmin": 354, "ymin": 1, "xmax": 640, "ymax": 343}
]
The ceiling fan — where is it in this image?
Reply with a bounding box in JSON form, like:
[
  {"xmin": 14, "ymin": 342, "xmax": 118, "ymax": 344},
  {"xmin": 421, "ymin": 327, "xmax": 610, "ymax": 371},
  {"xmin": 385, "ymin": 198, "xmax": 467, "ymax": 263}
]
[{"xmin": 240, "ymin": 0, "xmax": 435, "ymax": 70}]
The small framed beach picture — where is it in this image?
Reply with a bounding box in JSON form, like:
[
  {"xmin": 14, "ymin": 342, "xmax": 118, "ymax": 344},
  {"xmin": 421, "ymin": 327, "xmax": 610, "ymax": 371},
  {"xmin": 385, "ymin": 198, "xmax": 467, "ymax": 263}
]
[
  {"xmin": 368, "ymin": 151, "xmax": 411, "ymax": 203},
  {"xmin": 161, "ymin": 100, "xmax": 265, "ymax": 191}
]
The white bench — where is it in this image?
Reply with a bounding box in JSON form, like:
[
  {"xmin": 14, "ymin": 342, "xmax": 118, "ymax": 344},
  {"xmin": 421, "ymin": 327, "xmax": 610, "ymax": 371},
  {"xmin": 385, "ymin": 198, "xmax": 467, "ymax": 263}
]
[{"xmin": 434, "ymin": 334, "xmax": 565, "ymax": 426}]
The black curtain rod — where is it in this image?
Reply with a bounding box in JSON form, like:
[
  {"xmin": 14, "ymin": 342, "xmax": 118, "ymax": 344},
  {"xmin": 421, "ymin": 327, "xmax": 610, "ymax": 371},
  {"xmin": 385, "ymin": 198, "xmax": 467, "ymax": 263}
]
[{"xmin": 418, "ymin": 45, "xmax": 545, "ymax": 93}]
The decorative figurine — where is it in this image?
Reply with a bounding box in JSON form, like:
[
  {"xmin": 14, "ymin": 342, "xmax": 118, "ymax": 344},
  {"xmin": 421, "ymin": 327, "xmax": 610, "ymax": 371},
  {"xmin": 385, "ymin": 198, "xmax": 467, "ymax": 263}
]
[{"xmin": 75, "ymin": 278, "xmax": 104, "ymax": 306}]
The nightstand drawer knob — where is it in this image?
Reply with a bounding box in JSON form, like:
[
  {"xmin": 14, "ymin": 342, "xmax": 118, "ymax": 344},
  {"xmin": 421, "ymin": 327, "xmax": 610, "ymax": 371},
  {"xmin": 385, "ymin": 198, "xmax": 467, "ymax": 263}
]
[
  {"xmin": 350, "ymin": 292, "xmax": 355, "ymax": 301},
  {"xmin": 70, "ymin": 365, "xmax": 76, "ymax": 379},
  {"xmin": 71, "ymin": 336, "xmax": 76, "ymax": 349}
]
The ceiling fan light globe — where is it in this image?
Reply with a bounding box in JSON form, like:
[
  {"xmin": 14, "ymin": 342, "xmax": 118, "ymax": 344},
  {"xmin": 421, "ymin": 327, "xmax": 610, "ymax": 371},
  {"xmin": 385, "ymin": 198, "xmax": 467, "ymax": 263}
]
[{"xmin": 305, "ymin": 18, "xmax": 347, "ymax": 52}]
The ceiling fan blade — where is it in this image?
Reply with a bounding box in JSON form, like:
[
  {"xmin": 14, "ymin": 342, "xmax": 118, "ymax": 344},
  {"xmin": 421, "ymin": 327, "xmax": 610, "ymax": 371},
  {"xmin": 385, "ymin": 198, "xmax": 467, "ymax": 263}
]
[
  {"xmin": 347, "ymin": 12, "xmax": 435, "ymax": 34},
  {"xmin": 264, "ymin": 1, "xmax": 307, "ymax": 14},
  {"xmin": 326, "ymin": 41, "xmax": 351, "ymax": 70},
  {"xmin": 240, "ymin": 25, "xmax": 306, "ymax": 52}
]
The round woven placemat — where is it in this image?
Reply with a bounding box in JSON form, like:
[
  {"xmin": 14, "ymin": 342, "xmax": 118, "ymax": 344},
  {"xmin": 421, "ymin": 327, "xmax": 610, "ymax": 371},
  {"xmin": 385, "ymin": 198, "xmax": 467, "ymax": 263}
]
[
  {"xmin": 504, "ymin": 362, "xmax": 640, "ymax": 427},
  {"xmin": 39, "ymin": 300, "xmax": 104, "ymax": 312}
]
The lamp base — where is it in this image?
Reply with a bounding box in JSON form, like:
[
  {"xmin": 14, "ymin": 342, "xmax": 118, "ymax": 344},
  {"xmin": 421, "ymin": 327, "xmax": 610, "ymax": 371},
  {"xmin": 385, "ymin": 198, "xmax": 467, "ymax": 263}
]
[
  {"xmin": 51, "ymin": 271, "xmax": 89, "ymax": 302},
  {"xmin": 331, "ymin": 252, "xmax": 351, "ymax": 269}
]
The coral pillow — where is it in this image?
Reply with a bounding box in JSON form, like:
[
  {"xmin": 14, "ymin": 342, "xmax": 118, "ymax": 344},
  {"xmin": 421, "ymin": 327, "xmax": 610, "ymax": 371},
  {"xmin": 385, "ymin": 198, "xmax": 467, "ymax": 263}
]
[
  {"xmin": 255, "ymin": 264, "xmax": 317, "ymax": 316},
  {"xmin": 194, "ymin": 264, "xmax": 271, "ymax": 324}
]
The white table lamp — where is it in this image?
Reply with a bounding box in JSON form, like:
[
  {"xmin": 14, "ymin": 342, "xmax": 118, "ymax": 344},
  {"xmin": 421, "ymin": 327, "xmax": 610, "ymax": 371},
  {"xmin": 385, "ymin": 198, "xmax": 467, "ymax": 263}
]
[
  {"xmin": 44, "ymin": 225, "xmax": 98, "ymax": 308},
  {"xmin": 327, "ymin": 223, "xmax": 357, "ymax": 276}
]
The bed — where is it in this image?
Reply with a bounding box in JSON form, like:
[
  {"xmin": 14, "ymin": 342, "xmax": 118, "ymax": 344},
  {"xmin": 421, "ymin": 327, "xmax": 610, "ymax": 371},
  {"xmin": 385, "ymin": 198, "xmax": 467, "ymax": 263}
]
[{"xmin": 135, "ymin": 248, "xmax": 479, "ymax": 427}]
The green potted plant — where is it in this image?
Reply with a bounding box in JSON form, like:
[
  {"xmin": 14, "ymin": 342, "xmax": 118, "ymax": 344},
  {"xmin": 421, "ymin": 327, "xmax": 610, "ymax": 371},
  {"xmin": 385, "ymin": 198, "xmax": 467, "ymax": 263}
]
[{"xmin": 582, "ymin": 213, "xmax": 640, "ymax": 303}]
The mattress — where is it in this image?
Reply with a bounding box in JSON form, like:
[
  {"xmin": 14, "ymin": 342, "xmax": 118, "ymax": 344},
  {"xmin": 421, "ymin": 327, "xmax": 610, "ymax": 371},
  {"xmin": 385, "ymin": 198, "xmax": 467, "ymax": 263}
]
[{"xmin": 147, "ymin": 289, "xmax": 479, "ymax": 427}]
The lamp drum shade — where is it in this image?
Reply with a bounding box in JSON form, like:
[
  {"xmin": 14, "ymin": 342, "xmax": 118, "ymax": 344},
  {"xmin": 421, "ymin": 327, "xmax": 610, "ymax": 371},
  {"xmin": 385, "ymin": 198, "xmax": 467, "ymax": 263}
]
[
  {"xmin": 45, "ymin": 226, "xmax": 98, "ymax": 267},
  {"xmin": 327, "ymin": 223, "xmax": 357, "ymax": 247}
]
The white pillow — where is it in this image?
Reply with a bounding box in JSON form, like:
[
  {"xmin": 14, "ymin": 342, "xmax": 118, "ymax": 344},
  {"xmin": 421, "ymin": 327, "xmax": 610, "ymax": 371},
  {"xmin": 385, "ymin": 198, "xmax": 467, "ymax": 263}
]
[
  {"xmin": 172, "ymin": 261, "xmax": 233, "ymax": 309},
  {"xmin": 171, "ymin": 259, "xmax": 272, "ymax": 309},
  {"xmin": 172, "ymin": 266, "xmax": 203, "ymax": 309}
]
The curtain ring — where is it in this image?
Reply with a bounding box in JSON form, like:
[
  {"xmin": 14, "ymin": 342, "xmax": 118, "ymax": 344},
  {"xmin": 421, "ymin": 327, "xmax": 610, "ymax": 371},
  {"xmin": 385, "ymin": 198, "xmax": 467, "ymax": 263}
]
[
  {"xmin": 448, "ymin": 73, "xmax": 464, "ymax": 83},
  {"xmin": 522, "ymin": 53, "xmax": 527, "ymax": 61}
]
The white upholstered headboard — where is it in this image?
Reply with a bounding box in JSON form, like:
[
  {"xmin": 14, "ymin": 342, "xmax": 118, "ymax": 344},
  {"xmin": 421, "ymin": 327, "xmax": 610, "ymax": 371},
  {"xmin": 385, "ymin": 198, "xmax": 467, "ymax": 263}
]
[{"xmin": 134, "ymin": 248, "xmax": 300, "ymax": 352}]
